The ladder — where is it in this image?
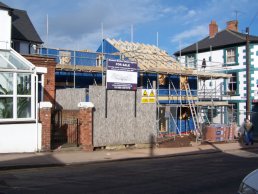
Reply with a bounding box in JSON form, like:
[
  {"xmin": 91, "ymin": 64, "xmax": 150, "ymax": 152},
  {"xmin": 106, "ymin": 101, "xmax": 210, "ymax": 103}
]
[
  {"xmin": 199, "ymin": 108, "xmax": 210, "ymax": 125},
  {"xmin": 170, "ymin": 80, "xmax": 182, "ymax": 135},
  {"xmin": 184, "ymin": 83, "xmax": 202, "ymax": 141}
]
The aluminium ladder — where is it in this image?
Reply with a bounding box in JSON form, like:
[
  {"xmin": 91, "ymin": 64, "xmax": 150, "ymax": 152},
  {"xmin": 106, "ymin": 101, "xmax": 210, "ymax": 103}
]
[{"xmin": 184, "ymin": 83, "xmax": 202, "ymax": 141}]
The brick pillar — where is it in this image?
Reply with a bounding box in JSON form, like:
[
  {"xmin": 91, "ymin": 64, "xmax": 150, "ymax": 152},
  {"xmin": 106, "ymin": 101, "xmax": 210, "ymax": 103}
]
[
  {"xmin": 78, "ymin": 102, "xmax": 94, "ymax": 151},
  {"xmin": 24, "ymin": 55, "xmax": 56, "ymax": 106},
  {"xmin": 39, "ymin": 102, "xmax": 52, "ymax": 151}
]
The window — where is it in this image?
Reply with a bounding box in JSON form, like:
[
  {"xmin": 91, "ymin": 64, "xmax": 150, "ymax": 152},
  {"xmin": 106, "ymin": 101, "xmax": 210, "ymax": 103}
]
[
  {"xmin": 228, "ymin": 103, "xmax": 237, "ymax": 123},
  {"xmin": 0, "ymin": 73, "xmax": 13, "ymax": 118},
  {"xmin": 17, "ymin": 73, "xmax": 32, "ymax": 118},
  {"xmin": 38, "ymin": 74, "xmax": 44, "ymax": 102},
  {"xmin": 0, "ymin": 73, "xmax": 32, "ymax": 119},
  {"xmin": 226, "ymin": 48, "xmax": 236, "ymax": 63},
  {"xmin": 186, "ymin": 55, "xmax": 196, "ymax": 68},
  {"xmin": 0, "ymin": 48, "xmax": 36, "ymax": 121},
  {"xmin": 228, "ymin": 72, "xmax": 237, "ymax": 95}
]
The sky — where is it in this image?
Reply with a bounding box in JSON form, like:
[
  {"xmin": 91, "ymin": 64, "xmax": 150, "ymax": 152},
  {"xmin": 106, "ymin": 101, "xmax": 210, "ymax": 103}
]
[{"xmin": 3, "ymin": 0, "xmax": 258, "ymax": 55}]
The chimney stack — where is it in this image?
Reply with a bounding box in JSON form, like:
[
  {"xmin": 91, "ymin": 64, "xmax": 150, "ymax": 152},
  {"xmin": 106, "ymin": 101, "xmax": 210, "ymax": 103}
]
[
  {"xmin": 226, "ymin": 20, "xmax": 238, "ymax": 32},
  {"xmin": 209, "ymin": 20, "xmax": 218, "ymax": 38},
  {"xmin": 0, "ymin": 7, "xmax": 11, "ymax": 49}
]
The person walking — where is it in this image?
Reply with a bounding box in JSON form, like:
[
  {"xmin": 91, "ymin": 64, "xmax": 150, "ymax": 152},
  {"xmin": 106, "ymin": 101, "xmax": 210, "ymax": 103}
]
[{"xmin": 244, "ymin": 118, "xmax": 254, "ymax": 145}]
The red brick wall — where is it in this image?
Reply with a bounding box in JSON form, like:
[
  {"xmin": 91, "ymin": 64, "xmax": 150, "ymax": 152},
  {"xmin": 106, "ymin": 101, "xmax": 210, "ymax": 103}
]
[
  {"xmin": 209, "ymin": 20, "xmax": 218, "ymax": 38},
  {"xmin": 226, "ymin": 20, "xmax": 238, "ymax": 32},
  {"xmin": 39, "ymin": 107, "xmax": 52, "ymax": 151},
  {"xmin": 24, "ymin": 55, "xmax": 56, "ymax": 105},
  {"xmin": 79, "ymin": 107, "xmax": 93, "ymax": 151}
]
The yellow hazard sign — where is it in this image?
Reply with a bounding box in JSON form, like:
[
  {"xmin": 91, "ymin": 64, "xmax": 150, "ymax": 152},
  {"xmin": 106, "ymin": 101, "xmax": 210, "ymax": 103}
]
[
  {"xmin": 141, "ymin": 89, "xmax": 156, "ymax": 103},
  {"xmin": 149, "ymin": 90, "xmax": 155, "ymax": 97},
  {"xmin": 143, "ymin": 90, "xmax": 148, "ymax": 97}
]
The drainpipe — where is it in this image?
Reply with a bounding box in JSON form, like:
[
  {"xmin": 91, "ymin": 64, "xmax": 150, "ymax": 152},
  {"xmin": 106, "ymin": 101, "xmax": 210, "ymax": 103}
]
[{"xmin": 246, "ymin": 27, "xmax": 251, "ymax": 120}]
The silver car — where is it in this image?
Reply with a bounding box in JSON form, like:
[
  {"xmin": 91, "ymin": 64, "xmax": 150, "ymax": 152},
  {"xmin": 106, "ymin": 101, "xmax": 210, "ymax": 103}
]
[{"xmin": 238, "ymin": 169, "xmax": 258, "ymax": 194}]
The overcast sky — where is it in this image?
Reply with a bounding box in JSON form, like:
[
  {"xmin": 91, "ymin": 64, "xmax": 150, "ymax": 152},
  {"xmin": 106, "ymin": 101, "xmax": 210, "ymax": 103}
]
[{"xmin": 3, "ymin": 0, "xmax": 258, "ymax": 54}]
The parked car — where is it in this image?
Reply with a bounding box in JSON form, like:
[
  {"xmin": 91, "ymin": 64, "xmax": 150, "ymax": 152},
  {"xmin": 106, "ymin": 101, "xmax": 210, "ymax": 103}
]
[{"xmin": 238, "ymin": 169, "xmax": 258, "ymax": 194}]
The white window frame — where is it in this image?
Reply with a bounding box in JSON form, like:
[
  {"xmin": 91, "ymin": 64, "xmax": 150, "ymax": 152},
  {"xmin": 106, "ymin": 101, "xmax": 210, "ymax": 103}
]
[
  {"xmin": 228, "ymin": 72, "xmax": 237, "ymax": 95},
  {"xmin": 0, "ymin": 72, "xmax": 36, "ymax": 122},
  {"xmin": 0, "ymin": 48, "xmax": 37, "ymax": 122},
  {"xmin": 186, "ymin": 55, "xmax": 196, "ymax": 68},
  {"xmin": 226, "ymin": 48, "xmax": 236, "ymax": 64}
]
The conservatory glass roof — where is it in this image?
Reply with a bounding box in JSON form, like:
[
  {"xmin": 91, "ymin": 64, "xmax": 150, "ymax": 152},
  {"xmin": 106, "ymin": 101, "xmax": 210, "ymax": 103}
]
[{"xmin": 0, "ymin": 49, "xmax": 34, "ymax": 72}]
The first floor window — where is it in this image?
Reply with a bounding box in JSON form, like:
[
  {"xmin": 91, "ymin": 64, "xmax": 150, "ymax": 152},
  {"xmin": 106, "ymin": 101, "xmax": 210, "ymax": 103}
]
[
  {"xmin": 226, "ymin": 48, "xmax": 236, "ymax": 63},
  {"xmin": 186, "ymin": 55, "xmax": 196, "ymax": 68}
]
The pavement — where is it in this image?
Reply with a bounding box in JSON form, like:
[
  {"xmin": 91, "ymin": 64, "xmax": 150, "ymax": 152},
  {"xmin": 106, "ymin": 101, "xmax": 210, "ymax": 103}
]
[{"xmin": 0, "ymin": 141, "xmax": 257, "ymax": 170}]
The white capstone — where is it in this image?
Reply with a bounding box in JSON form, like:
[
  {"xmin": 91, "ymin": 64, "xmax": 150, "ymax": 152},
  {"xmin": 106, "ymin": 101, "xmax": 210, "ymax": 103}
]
[
  {"xmin": 36, "ymin": 66, "xmax": 47, "ymax": 74},
  {"xmin": 39, "ymin": 101, "xmax": 52, "ymax": 108},
  {"xmin": 78, "ymin": 102, "xmax": 94, "ymax": 108}
]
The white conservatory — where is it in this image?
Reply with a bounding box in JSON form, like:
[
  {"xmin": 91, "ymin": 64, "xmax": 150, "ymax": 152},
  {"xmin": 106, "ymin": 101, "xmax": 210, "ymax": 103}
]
[
  {"xmin": 0, "ymin": 4, "xmax": 45, "ymax": 153},
  {"xmin": 0, "ymin": 48, "xmax": 44, "ymax": 153}
]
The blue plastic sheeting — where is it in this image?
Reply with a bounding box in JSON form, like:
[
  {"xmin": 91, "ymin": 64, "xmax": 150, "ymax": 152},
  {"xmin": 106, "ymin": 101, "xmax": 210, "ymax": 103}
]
[
  {"xmin": 55, "ymin": 71, "xmax": 102, "ymax": 89},
  {"xmin": 176, "ymin": 118, "xmax": 195, "ymax": 134},
  {"xmin": 40, "ymin": 47, "xmax": 121, "ymax": 67},
  {"xmin": 96, "ymin": 39, "xmax": 119, "ymax": 53},
  {"xmin": 160, "ymin": 110, "xmax": 195, "ymax": 134},
  {"xmin": 188, "ymin": 76, "xmax": 198, "ymax": 95},
  {"xmin": 40, "ymin": 48, "xmax": 97, "ymax": 66},
  {"xmin": 158, "ymin": 100, "xmax": 191, "ymax": 104},
  {"xmin": 75, "ymin": 52, "xmax": 97, "ymax": 66},
  {"xmin": 158, "ymin": 89, "xmax": 196, "ymax": 98}
]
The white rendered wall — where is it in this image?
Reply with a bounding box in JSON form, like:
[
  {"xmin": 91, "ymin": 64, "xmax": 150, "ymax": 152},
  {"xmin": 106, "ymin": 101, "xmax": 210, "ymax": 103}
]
[
  {"xmin": 0, "ymin": 123, "xmax": 42, "ymax": 153},
  {"xmin": 179, "ymin": 43, "xmax": 258, "ymax": 126},
  {"xmin": 0, "ymin": 9, "xmax": 11, "ymax": 50},
  {"xmin": 238, "ymin": 102, "xmax": 246, "ymax": 123},
  {"xmin": 252, "ymin": 45, "xmax": 258, "ymax": 100}
]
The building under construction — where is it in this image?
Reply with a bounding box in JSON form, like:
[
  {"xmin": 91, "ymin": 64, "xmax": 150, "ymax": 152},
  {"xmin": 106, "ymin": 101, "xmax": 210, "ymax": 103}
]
[{"xmin": 40, "ymin": 38, "xmax": 232, "ymax": 146}]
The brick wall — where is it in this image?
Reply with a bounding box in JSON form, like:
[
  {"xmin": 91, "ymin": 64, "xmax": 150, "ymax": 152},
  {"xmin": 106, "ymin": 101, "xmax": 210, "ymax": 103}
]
[
  {"xmin": 226, "ymin": 20, "xmax": 238, "ymax": 32},
  {"xmin": 79, "ymin": 107, "xmax": 93, "ymax": 151},
  {"xmin": 39, "ymin": 104, "xmax": 93, "ymax": 151},
  {"xmin": 209, "ymin": 20, "xmax": 218, "ymax": 38},
  {"xmin": 39, "ymin": 107, "xmax": 52, "ymax": 151},
  {"xmin": 24, "ymin": 55, "xmax": 56, "ymax": 105}
]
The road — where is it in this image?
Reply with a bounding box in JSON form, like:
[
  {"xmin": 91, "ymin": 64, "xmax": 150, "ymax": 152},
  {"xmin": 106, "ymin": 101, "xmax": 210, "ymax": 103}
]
[{"xmin": 0, "ymin": 148, "xmax": 258, "ymax": 194}]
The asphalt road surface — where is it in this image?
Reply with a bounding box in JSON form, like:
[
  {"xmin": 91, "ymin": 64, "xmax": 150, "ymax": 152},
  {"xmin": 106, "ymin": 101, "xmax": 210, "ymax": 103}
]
[{"xmin": 0, "ymin": 148, "xmax": 258, "ymax": 194}]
